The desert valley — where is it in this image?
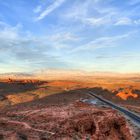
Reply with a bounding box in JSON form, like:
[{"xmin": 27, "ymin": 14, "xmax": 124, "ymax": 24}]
[
  {"xmin": 0, "ymin": 71, "xmax": 139, "ymax": 140},
  {"xmin": 0, "ymin": 0, "xmax": 140, "ymax": 139}
]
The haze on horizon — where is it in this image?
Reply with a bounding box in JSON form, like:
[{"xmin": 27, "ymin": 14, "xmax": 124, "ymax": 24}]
[{"xmin": 0, "ymin": 0, "xmax": 140, "ymax": 74}]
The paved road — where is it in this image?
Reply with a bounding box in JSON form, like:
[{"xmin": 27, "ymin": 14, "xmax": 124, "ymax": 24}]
[{"xmin": 87, "ymin": 90, "xmax": 140, "ymax": 127}]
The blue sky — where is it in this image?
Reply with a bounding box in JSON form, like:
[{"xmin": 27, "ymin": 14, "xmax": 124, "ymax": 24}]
[{"xmin": 0, "ymin": 0, "xmax": 140, "ymax": 73}]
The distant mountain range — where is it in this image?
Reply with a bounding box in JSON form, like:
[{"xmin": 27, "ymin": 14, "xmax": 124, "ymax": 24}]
[
  {"xmin": 0, "ymin": 72, "xmax": 35, "ymax": 79},
  {"xmin": 0, "ymin": 70, "xmax": 140, "ymax": 80}
]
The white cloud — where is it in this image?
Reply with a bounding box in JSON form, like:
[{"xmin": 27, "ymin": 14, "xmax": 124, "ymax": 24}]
[
  {"xmin": 36, "ymin": 0, "xmax": 66, "ymax": 21},
  {"xmin": 115, "ymin": 17, "xmax": 140, "ymax": 26},
  {"xmin": 70, "ymin": 32, "xmax": 133, "ymax": 53},
  {"xmin": 0, "ymin": 23, "xmax": 73, "ymax": 72},
  {"xmin": 62, "ymin": 0, "xmax": 140, "ymax": 27},
  {"xmin": 48, "ymin": 32, "xmax": 79, "ymax": 42},
  {"xmin": 62, "ymin": 0, "xmax": 118, "ymax": 26},
  {"xmin": 0, "ymin": 22, "xmax": 80, "ymax": 64},
  {"xmin": 82, "ymin": 16, "xmax": 111, "ymax": 26},
  {"xmin": 115, "ymin": 17, "xmax": 132, "ymax": 25}
]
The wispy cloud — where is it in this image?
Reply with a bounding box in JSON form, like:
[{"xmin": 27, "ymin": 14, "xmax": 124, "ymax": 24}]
[
  {"xmin": 62, "ymin": 0, "xmax": 140, "ymax": 27},
  {"xmin": 62, "ymin": 0, "xmax": 117, "ymax": 26},
  {"xmin": 48, "ymin": 32, "xmax": 79, "ymax": 42},
  {"xmin": 115, "ymin": 17, "xmax": 140, "ymax": 26},
  {"xmin": 115, "ymin": 17, "xmax": 132, "ymax": 26},
  {"xmin": 81, "ymin": 16, "xmax": 112, "ymax": 26},
  {"xmin": 70, "ymin": 32, "xmax": 133, "ymax": 53},
  {"xmin": 0, "ymin": 22, "xmax": 81, "ymax": 72},
  {"xmin": 36, "ymin": 0, "xmax": 66, "ymax": 21},
  {"xmin": 0, "ymin": 24, "xmax": 47, "ymax": 58}
]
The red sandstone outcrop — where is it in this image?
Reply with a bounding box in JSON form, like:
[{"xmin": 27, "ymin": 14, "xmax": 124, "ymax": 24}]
[{"xmin": 112, "ymin": 87, "xmax": 138, "ymax": 100}]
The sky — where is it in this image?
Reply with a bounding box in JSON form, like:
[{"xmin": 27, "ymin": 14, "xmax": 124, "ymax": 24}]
[{"xmin": 0, "ymin": 0, "xmax": 140, "ymax": 73}]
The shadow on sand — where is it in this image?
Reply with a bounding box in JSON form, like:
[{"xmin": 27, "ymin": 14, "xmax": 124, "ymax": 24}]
[{"xmin": 0, "ymin": 80, "xmax": 47, "ymax": 95}]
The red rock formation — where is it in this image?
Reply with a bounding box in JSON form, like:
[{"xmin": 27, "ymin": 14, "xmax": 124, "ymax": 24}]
[
  {"xmin": 113, "ymin": 87, "xmax": 138, "ymax": 100},
  {"xmin": 0, "ymin": 101, "xmax": 133, "ymax": 140}
]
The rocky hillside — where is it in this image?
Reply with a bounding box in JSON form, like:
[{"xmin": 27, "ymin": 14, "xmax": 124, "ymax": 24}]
[{"xmin": 0, "ymin": 101, "xmax": 133, "ymax": 140}]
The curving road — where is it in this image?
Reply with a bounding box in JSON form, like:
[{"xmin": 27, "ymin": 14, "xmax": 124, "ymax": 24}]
[{"xmin": 87, "ymin": 90, "xmax": 140, "ymax": 127}]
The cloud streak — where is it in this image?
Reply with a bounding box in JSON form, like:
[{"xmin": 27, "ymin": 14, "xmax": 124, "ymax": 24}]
[
  {"xmin": 62, "ymin": 0, "xmax": 140, "ymax": 27},
  {"xmin": 70, "ymin": 33, "xmax": 132, "ymax": 53},
  {"xmin": 36, "ymin": 0, "xmax": 66, "ymax": 21}
]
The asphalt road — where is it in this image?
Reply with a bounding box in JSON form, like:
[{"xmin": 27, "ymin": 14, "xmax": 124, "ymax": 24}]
[{"xmin": 87, "ymin": 90, "xmax": 140, "ymax": 127}]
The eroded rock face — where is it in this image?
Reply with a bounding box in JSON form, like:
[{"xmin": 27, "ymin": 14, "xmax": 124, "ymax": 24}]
[
  {"xmin": 0, "ymin": 101, "xmax": 133, "ymax": 140},
  {"xmin": 112, "ymin": 87, "xmax": 139, "ymax": 100}
]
